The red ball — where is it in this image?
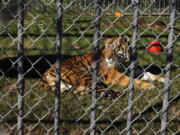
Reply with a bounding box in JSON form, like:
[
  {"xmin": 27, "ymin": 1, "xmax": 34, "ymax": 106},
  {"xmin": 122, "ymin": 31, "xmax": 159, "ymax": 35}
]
[{"xmin": 147, "ymin": 40, "xmax": 164, "ymax": 54}]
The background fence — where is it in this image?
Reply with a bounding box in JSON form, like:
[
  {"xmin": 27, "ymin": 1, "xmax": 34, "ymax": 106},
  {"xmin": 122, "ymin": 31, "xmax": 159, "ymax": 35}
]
[
  {"xmin": 0, "ymin": 0, "xmax": 179, "ymax": 135},
  {"xmin": 2, "ymin": 0, "xmax": 180, "ymax": 13}
]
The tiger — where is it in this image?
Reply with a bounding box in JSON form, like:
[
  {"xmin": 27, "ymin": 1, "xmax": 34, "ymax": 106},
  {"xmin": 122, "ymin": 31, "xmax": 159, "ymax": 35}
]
[{"xmin": 41, "ymin": 35, "xmax": 165, "ymax": 98}]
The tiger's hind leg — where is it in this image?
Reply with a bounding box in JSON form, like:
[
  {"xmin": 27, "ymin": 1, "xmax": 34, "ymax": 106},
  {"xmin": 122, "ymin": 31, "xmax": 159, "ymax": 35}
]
[
  {"xmin": 81, "ymin": 81, "xmax": 122, "ymax": 99},
  {"xmin": 74, "ymin": 80, "xmax": 122, "ymax": 99}
]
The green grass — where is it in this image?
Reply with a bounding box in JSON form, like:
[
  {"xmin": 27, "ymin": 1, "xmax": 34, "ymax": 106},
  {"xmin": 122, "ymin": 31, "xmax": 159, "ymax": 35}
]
[{"xmin": 0, "ymin": 10, "xmax": 180, "ymax": 134}]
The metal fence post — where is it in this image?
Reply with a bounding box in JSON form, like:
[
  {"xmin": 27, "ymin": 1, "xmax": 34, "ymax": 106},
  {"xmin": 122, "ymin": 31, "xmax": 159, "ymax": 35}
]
[
  {"xmin": 17, "ymin": 0, "xmax": 25, "ymax": 135},
  {"xmin": 90, "ymin": 0, "xmax": 101, "ymax": 135},
  {"xmin": 160, "ymin": 0, "xmax": 177, "ymax": 135},
  {"xmin": 55, "ymin": 0, "xmax": 63, "ymax": 135},
  {"xmin": 127, "ymin": 0, "xmax": 139, "ymax": 135}
]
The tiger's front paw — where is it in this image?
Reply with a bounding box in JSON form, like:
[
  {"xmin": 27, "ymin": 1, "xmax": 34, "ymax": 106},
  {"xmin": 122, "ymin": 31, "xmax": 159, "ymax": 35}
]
[
  {"xmin": 158, "ymin": 77, "xmax": 165, "ymax": 83},
  {"xmin": 140, "ymin": 82, "xmax": 155, "ymax": 90}
]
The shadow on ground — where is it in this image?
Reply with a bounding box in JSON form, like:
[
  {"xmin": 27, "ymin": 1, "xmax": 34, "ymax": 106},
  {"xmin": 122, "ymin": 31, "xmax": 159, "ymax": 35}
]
[{"xmin": 0, "ymin": 55, "xmax": 71, "ymax": 78}]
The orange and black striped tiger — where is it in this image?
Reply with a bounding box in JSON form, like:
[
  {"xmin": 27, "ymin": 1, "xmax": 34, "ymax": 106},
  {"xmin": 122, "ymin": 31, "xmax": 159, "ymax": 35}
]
[{"xmin": 41, "ymin": 35, "xmax": 164, "ymax": 98}]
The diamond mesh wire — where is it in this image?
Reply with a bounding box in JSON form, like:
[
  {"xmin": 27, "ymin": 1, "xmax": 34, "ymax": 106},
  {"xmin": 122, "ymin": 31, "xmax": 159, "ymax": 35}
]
[{"xmin": 0, "ymin": 0, "xmax": 179, "ymax": 135}]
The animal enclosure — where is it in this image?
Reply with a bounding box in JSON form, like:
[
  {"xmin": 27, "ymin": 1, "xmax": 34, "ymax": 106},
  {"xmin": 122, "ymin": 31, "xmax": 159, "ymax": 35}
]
[{"xmin": 0, "ymin": 0, "xmax": 179, "ymax": 135}]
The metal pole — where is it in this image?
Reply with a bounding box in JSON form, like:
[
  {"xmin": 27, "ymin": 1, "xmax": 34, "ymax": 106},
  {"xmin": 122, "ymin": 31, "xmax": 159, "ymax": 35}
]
[
  {"xmin": 160, "ymin": 0, "xmax": 176, "ymax": 135},
  {"xmin": 127, "ymin": 0, "xmax": 139, "ymax": 135},
  {"xmin": 55, "ymin": 0, "xmax": 63, "ymax": 135},
  {"xmin": 17, "ymin": 0, "xmax": 24, "ymax": 135},
  {"xmin": 90, "ymin": 0, "xmax": 101, "ymax": 135}
]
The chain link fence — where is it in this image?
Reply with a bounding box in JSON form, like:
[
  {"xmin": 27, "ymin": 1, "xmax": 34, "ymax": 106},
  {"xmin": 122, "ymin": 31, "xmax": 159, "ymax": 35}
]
[{"xmin": 0, "ymin": 0, "xmax": 179, "ymax": 135}]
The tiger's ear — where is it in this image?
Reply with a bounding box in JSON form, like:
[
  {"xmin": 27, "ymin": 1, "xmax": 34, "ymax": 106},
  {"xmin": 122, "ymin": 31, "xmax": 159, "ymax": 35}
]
[
  {"xmin": 122, "ymin": 35, "xmax": 129, "ymax": 43},
  {"xmin": 105, "ymin": 38, "xmax": 114, "ymax": 48}
]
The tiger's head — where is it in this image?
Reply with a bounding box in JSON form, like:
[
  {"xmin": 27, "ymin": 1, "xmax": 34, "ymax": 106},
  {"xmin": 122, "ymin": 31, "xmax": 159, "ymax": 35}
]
[{"xmin": 103, "ymin": 35, "xmax": 130, "ymax": 67}]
